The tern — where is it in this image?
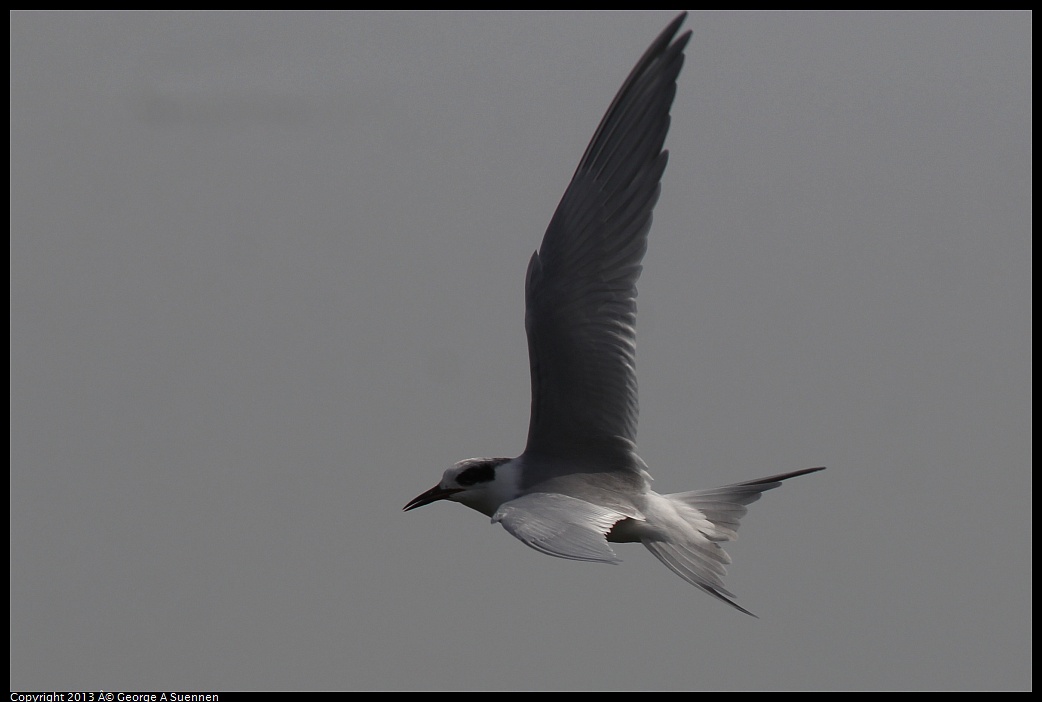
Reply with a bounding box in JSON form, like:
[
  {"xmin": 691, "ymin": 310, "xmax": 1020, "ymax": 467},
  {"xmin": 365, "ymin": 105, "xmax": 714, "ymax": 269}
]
[{"xmin": 404, "ymin": 13, "xmax": 824, "ymax": 616}]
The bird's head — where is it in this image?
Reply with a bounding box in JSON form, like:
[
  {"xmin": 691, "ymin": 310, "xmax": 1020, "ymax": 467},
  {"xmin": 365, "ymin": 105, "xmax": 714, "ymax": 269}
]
[{"xmin": 403, "ymin": 457, "xmax": 518, "ymax": 517}]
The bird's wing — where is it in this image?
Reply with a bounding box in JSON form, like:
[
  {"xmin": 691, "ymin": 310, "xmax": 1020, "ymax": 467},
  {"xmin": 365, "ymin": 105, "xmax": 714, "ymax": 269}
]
[
  {"xmin": 492, "ymin": 492, "xmax": 633, "ymax": 564},
  {"xmin": 523, "ymin": 14, "xmax": 690, "ymax": 473}
]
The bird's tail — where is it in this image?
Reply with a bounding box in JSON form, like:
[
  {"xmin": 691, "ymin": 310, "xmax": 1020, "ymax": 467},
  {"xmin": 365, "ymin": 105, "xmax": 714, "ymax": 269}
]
[{"xmin": 641, "ymin": 466, "xmax": 825, "ymax": 616}]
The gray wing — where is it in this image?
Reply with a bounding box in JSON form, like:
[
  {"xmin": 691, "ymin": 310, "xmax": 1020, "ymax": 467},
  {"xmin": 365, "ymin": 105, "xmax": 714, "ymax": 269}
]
[
  {"xmin": 523, "ymin": 14, "xmax": 690, "ymax": 473},
  {"xmin": 492, "ymin": 492, "xmax": 632, "ymax": 564}
]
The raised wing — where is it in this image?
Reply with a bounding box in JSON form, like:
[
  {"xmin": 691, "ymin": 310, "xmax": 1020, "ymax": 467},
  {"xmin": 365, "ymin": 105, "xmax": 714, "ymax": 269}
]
[
  {"xmin": 524, "ymin": 14, "xmax": 690, "ymax": 470},
  {"xmin": 492, "ymin": 492, "xmax": 632, "ymax": 564}
]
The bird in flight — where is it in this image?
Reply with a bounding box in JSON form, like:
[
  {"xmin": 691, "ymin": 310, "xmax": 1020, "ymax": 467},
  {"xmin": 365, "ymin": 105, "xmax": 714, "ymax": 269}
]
[{"xmin": 404, "ymin": 13, "xmax": 824, "ymax": 616}]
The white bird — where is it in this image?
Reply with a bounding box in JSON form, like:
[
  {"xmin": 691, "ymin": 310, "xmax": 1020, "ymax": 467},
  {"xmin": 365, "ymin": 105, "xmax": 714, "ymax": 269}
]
[{"xmin": 404, "ymin": 13, "xmax": 824, "ymax": 616}]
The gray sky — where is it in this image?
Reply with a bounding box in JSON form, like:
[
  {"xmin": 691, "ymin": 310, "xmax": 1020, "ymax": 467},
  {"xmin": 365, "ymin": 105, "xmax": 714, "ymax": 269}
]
[{"xmin": 11, "ymin": 10, "xmax": 1031, "ymax": 691}]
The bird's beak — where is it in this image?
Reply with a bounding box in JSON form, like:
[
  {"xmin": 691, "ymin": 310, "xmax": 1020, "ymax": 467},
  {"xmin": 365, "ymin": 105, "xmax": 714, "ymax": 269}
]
[{"xmin": 403, "ymin": 484, "xmax": 464, "ymax": 511}]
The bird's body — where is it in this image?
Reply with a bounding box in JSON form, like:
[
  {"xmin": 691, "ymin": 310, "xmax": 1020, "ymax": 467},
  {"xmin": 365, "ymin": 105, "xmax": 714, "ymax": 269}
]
[{"xmin": 405, "ymin": 13, "xmax": 823, "ymax": 616}]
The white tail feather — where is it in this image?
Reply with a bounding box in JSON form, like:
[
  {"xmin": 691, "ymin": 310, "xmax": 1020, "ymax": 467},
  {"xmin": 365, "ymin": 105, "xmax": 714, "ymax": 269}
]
[{"xmin": 642, "ymin": 467, "xmax": 825, "ymax": 616}]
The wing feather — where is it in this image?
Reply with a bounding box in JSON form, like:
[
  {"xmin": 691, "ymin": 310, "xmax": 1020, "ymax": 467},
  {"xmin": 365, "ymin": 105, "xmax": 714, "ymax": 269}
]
[
  {"xmin": 523, "ymin": 15, "xmax": 690, "ymax": 470},
  {"xmin": 492, "ymin": 492, "xmax": 633, "ymax": 564}
]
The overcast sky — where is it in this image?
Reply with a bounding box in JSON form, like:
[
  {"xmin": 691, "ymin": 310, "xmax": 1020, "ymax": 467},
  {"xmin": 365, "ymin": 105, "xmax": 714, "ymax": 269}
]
[{"xmin": 11, "ymin": 10, "xmax": 1031, "ymax": 691}]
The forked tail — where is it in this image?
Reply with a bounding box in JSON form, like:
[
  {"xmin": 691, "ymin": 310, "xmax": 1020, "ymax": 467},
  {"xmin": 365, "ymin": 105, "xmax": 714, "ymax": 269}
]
[{"xmin": 642, "ymin": 466, "xmax": 825, "ymax": 616}]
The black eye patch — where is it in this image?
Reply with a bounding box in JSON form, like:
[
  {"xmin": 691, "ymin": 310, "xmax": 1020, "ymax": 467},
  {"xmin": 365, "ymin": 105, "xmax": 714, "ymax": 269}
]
[{"xmin": 457, "ymin": 462, "xmax": 497, "ymax": 486}]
